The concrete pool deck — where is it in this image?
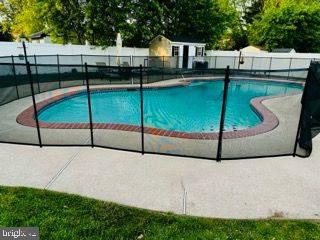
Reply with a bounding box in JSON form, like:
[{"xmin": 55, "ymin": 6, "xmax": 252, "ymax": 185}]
[
  {"xmin": 0, "ymin": 137, "xmax": 319, "ymax": 219},
  {"xmin": 0, "ymin": 77, "xmax": 307, "ymax": 158},
  {"xmin": 0, "ymin": 77, "xmax": 318, "ymax": 219}
]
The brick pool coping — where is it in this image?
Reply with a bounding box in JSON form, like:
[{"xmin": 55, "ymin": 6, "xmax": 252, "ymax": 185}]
[{"xmin": 16, "ymin": 79, "xmax": 303, "ymax": 140}]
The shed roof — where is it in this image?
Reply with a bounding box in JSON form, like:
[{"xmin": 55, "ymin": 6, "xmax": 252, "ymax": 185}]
[
  {"xmin": 29, "ymin": 31, "xmax": 49, "ymax": 39},
  {"xmin": 169, "ymin": 36, "xmax": 205, "ymax": 44},
  {"xmin": 241, "ymin": 45, "xmax": 266, "ymax": 53},
  {"xmin": 272, "ymin": 48, "xmax": 296, "ymax": 53},
  {"xmin": 149, "ymin": 35, "xmax": 206, "ymax": 46}
]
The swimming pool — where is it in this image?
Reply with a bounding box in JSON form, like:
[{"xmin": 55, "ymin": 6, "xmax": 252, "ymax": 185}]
[{"xmin": 35, "ymin": 79, "xmax": 303, "ymax": 133}]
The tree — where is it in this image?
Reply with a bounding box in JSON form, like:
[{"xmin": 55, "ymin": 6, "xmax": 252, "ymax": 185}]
[
  {"xmin": 249, "ymin": 2, "xmax": 320, "ymax": 52},
  {"xmin": 214, "ymin": 0, "xmax": 248, "ymax": 50},
  {"xmin": 125, "ymin": 0, "xmax": 165, "ymax": 47},
  {"xmin": 243, "ymin": 0, "xmax": 264, "ymax": 24},
  {"xmin": 0, "ymin": 0, "xmax": 254, "ymax": 49},
  {"xmin": 0, "ymin": 26, "xmax": 12, "ymax": 41},
  {"xmin": 0, "ymin": 0, "xmax": 44, "ymax": 37},
  {"xmin": 41, "ymin": 0, "xmax": 87, "ymax": 44},
  {"xmin": 84, "ymin": 0, "xmax": 133, "ymax": 46},
  {"xmin": 161, "ymin": 0, "xmax": 231, "ymax": 49},
  {"xmin": 85, "ymin": 0, "xmax": 232, "ymax": 48}
]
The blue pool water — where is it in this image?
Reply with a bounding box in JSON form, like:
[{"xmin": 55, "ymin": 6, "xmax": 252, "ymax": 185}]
[{"xmin": 38, "ymin": 80, "xmax": 303, "ymax": 132}]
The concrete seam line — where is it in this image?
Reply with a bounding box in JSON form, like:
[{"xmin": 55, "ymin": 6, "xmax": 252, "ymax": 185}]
[
  {"xmin": 44, "ymin": 136, "xmax": 91, "ymax": 190},
  {"xmin": 181, "ymin": 180, "xmax": 187, "ymax": 215},
  {"xmin": 183, "ymin": 190, "xmax": 187, "ymax": 215}
]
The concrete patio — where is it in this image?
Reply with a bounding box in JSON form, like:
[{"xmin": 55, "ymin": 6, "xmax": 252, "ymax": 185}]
[{"xmin": 0, "ymin": 133, "xmax": 319, "ymax": 219}]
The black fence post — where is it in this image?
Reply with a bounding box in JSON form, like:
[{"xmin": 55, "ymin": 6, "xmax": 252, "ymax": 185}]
[
  {"xmin": 233, "ymin": 56, "xmax": 237, "ymax": 70},
  {"xmin": 237, "ymin": 51, "xmax": 242, "ymax": 70},
  {"xmin": 217, "ymin": 66, "xmax": 230, "ymax": 161},
  {"xmin": 27, "ymin": 61, "xmax": 43, "ymax": 147},
  {"xmin": 162, "ymin": 56, "xmax": 164, "ymax": 81},
  {"xmin": 22, "ymin": 41, "xmax": 28, "ymax": 61},
  {"xmin": 81, "ymin": 54, "xmax": 85, "ymax": 85},
  {"xmin": 214, "ymin": 56, "xmax": 217, "ymax": 69},
  {"xmin": 293, "ymin": 66, "xmax": 310, "ymax": 156},
  {"xmin": 34, "ymin": 55, "xmax": 41, "ymax": 92},
  {"xmin": 293, "ymin": 103, "xmax": 306, "ymax": 157},
  {"xmin": 11, "ymin": 55, "xmax": 20, "ymax": 99},
  {"xmin": 80, "ymin": 54, "xmax": 84, "ymax": 70},
  {"xmin": 287, "ymin": 58, "xmax": 292, "ymax": 80},
  {"xmin": 80, "ymin": 54, "xmax": 84, "ymax": 66},
  {"xmin": 57, "ymin": 54, "xmax": 61, "ymax": 88},
  {"xmin": 268, "ymin": 57, "xmax": 272, "ymax": 78},
  {"xmin": 139, "ymin": 64, "xmax": 145, "ymax": 154},
  {"xmin": 22, "ymin": 42, "xmax": 42, "ymax": 147},
  {"xmin": 85, "ymin": 63, "xmax": 94, "ymax": 147},
  {"xmin": 146, "ymin": 56, "xmax": 149, "ymax": 84},
  {"xmin": 250, "ymin": 57, "xmax": 255, "ymax": 75}
]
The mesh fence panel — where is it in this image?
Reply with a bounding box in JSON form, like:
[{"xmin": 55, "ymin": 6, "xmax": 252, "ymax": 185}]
[
  {"xmin": 59, "ymin": 55, "xmax": 82, "ymax": 65},
  {"xmin": 132, "ymin": 56, "xmax": 148, "ymax": 67},
  {"xmin": 88, "ymin": 65, "xmax": 136, "ymax": 85},
  {"xmin": 87, "ymin": 65, "xmax": 142, "ymax": 152},
  {"xmin": 36, "ymin": 64, "xmax": 60, "ymax": 92},
  {"xmin": 220, "ymin": 72, "xmax": 305, "ymax": 159},
  {"xmin": 106, "ymin": 56, "xmax": 132, "ymax": 67},
  {"xmin": 59, "ymin": 65, "xmax": 85, "ymax": 88},
  {"xmin": 169, "ymin": 56, "xmax": 181, "ymax": 68},
  {"xmin": 0, "ymin": 63, "xmax": 40, "ymax": 145},
  {"xmin": 251, "ymin": 57, "xmax": 269, "ymax": 71},
  {"xmin": 34, "ymin": 64, "xmax": 90, "ymax": 146},
  {"xmin": 143, "ymin": 68, "xmax": 222, "ymax": 159},
  {"xmin": 216, "ymin": 56, "xmax": 237, "ymax": 69},
  {"xmin": 270, "ymin": 58, "xmax": 290, "ymax": 70},
  {"xmin": 34, "ymin": 55, "xmax": 58, "ymax": 65},
  {"xmin": 0, "ymin": 54, "xmax": 317, "ymax": 160},
  {"xmin": 0, "ymin": 63, "xmax": 19, "ymax": 105},
  {"xmin": 82, "ymin": 55, "xmax": 109, "ymax": 66},
  {"xmin": 269, "ymin": 58, "xmax": 291, "ymax": 78},
  {"xmin": 238, "ymin": 56, "xmax": 254, "ymax": 70},
  {"xmin": 204, "ymin": 56, "xmax": 217, "ymax": 69},
  {"xmin": 15, "ymin": 64, "xmax": 35, "ymax": 98},
  {"xmin": 12, "ymin": 55, "xmax": 27, "ymax": 64},
  {"xmin": 297, "ymin": 61, "xmax": 320, "ymax": 156},
  {"xmin": 289, "ymin": 58, "xmax": 312, "ymax": 79},
  {"xmin": 0, "ymin": 56, "xmax": 13, "ymax": 63}
]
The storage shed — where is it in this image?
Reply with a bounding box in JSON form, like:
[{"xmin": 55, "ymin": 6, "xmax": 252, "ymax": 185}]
[
  {"xmin": 149, "ymin": 35, "xmax": 206, "ymax": 68},
  {"xmin": 29, "ymin": 31, "xmax": 52, "ymax": 43}
]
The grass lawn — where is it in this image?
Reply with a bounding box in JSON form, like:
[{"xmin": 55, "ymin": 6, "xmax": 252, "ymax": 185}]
[{"xmin": 0, "ymin": 186, "xmax": 320, "ymax": 240}]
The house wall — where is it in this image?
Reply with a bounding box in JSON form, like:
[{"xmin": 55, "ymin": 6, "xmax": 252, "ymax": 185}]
[
  {"xmin": 149, "ymin": 36, "xmax": 206, "ymax": 68},
  {"xmin": 170, "ymin": 43, "xmax": 205, "ymax": 68}
]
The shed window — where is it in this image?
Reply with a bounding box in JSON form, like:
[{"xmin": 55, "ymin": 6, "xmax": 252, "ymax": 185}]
[
  {"xmin": 172, "ymin": 46, "xmax": 179, "ymax": 56},
  {"xmin": 196, "ymin": 47, "xmax": 204, "ymax": 57}
]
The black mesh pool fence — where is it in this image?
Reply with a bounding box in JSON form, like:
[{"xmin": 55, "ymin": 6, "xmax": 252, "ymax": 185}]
[
  {"xmin": 0, "ymin": 55, "xmax": 318, "ymax": 160},
  {"xmin": 296, "ymin": 61, "xmax": 320, "ymax": 156}
]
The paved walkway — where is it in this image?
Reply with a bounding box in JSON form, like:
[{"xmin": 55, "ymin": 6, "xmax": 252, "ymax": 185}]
[{"xmin": 0, "ymin": 134, "xmax": 319, "ymax": 219}]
